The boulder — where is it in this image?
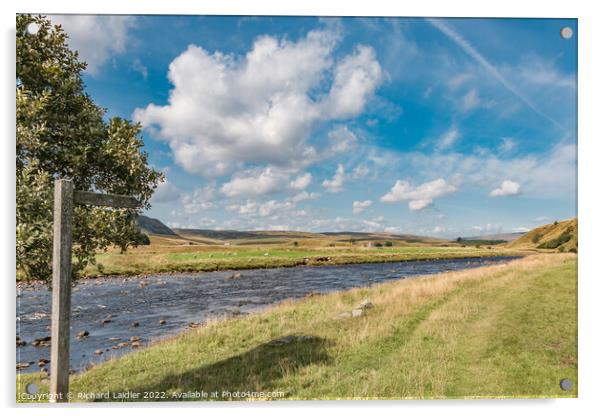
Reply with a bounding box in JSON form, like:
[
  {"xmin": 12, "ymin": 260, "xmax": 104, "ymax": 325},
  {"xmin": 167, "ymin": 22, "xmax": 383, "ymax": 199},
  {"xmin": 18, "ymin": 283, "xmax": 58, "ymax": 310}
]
[
  {"xmin": 16, "ymin": 362, "xmax": 30, "ymax": 370},
  {"xmin": 16, "ymin": 336, "xmax": 27, "ymax": 347},
  {"xmin": 357, "ymin": 299, "xmax": 374, "ymax": 310},
  {"xmin": 351, "ymin": 308, "xmax": 365, "ymax": 318}
]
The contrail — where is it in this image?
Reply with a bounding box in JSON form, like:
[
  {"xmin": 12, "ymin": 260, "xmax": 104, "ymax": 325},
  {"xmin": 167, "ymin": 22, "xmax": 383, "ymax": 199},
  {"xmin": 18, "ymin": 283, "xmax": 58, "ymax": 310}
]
[{"xmin": 426, "ymin": 18, "xmax": 564, "ymax": 131}]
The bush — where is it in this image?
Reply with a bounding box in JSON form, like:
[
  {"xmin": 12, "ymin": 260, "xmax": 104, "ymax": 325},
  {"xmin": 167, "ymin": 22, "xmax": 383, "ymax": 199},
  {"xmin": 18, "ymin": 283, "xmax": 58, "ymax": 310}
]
[
  {"xmin": 374, "ymin": 242, "xmax": 383, "ymax": 248},
  {"xmin": 537, "ymin": 230, "xmax": 572, "ymax": 249},
  {"xmin": 384, "ymin": 241, "xmax": 393, "ymax": 247},
  {"xmin": 531, "ymin": 233, "xmax": 543, "ymax": 243}
]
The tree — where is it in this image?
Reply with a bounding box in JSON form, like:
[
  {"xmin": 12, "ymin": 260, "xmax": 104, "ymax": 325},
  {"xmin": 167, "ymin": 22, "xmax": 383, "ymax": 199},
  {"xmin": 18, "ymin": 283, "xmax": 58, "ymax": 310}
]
[{"xmin": 16, "ymin": 15, "xmax": 163, "ymax": 281}]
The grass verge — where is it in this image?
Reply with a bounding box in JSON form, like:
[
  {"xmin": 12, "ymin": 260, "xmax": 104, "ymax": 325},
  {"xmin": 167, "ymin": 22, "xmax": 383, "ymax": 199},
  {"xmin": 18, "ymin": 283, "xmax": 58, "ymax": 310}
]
[
  {"xmin": 80, "ymin": 246, "xmax": 526, "ymax": 278},
  {"xmin": 17, "ymin": 253, "xmax": 577, "ymax": 401}
]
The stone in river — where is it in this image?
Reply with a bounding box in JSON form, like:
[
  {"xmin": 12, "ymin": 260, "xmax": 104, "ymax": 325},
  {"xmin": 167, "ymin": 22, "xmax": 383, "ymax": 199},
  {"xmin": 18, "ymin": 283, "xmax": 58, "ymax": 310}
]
[
  {"xmin": 159, "ymin": 319, "xmax": 167, "ymax": 325},
  {"xmin": 32, "ymin": 336, "xmax": 51, "ymax": 347},
  {"xmin": 131, "ymin": 341, "xmax": 142, "ymax": 348},
  {"xmin": 94, "ymin": 349, "xmax": 103, "ymax": 355},
  {"xmin": 38, "ymin": 358, "xmax": 50, "ymax": 367},
  {"xmin": 16, "ymin": 336, "xmax": 27, "ymax": 347},
  {"xmin": 76, "ymin": 330, "xmax": 89, "ymax": 340},
  {"xmin": 17, "ymin": 362, "xmax": 30, "ymax": 370},
  {"xmin": 130, "ymin": 336, "xmax": 141, "ymax": 342},
  {"xmin": 131, "ymin": 321, "xmax": 140, "ymax": 328}
]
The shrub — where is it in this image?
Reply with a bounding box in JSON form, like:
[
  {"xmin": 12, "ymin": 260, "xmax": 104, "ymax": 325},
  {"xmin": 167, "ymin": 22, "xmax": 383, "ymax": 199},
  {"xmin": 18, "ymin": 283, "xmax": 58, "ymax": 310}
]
[{"xmin": 384, "ymin": 241, "xmax": 393, "ymax": 247}]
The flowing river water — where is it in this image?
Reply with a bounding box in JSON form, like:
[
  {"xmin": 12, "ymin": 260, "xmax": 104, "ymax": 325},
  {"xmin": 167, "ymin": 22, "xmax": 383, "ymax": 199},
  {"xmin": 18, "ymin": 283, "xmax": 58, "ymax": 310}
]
[{"xmin": 16, "ymin": 256, "xmax": 520, "ymax": 374}]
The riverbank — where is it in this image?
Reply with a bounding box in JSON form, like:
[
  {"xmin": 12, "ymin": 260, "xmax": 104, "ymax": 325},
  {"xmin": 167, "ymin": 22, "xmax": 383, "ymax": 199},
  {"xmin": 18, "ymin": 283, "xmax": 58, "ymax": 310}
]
[
  {"xmin": 76, "ymin": 246, "xmax": 528, "ymax": 279},
  {"xmin": 17, "ymin": 253, "xmax": 576, "ymax": 401}
]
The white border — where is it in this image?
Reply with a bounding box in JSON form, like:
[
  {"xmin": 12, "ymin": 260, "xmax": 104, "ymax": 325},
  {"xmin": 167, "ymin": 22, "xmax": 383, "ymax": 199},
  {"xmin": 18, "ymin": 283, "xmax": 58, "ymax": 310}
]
[{"xmin": 3, "ymin": 1, "xmax": 601, "ymax": 415}]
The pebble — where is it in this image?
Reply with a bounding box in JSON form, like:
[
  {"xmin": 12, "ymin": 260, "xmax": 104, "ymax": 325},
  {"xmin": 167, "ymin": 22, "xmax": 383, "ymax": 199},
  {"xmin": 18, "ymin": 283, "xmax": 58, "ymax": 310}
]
[
  {"xmin": 159, "ymin": 319, "xmax": 166, "ymax": 325},
  {"xmin": 94, "ymin": 349, "xmax": 103, "ymax": 355}
]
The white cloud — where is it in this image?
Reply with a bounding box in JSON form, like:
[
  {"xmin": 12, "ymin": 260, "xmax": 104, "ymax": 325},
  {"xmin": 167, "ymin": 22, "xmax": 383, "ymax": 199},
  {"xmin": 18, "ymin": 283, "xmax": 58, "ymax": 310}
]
[
  {"xmin": 352, "ymin": 200, "xmax": 373, "ymax": 214},
  {"xmin": 226, "ymin": 199, "xmax": 294, "ymax": 217},
  {"xmin": 289, "ymin": 172, "xmax": 312, "ymax": 191},
  {"xmin": 437, "ymin": 127, "xmax": 460, "ymax": 150},
  {"xmin": 381, "ymin": 178, "xmax": 457, "ymax": 211},
  {"xmin": 499, "ymin": 137, "xmax": 516, "ymax": 153},
  {"xmin": 328, "ymin": 126, "xmax": 357, "ymax": 153},
  {"xmin": 220, "ymin": 167, "xmax": 295, "ymax": 197},
  {"xmin": 512, "ymin": 227, "xmax": 530, "ymax": 233},
  {"xmin": 152, "ymin": 178, "xmax": 180, "ymax": 203},
  {"xmin": 489, "ymin": 180, "xmax": 521, "ymax": 197},
  {"xmin": 181, "ymin": 184, "xmax": 216, "ymax": 214},
  {"xmin": 131, "ymin": 58, "xmax": 148, "ymax": 79},
  {"xmin": 134, "ymin": 28, "xmax": 382, "ymax": 177},
  {"xmin": 291, "ymin": 191, "xmax": 320, "ymax": 203},
  {"xmin": 50, "ymin": 15, "xmax": 136, "ymax": 75},
  {"xmin": 352, "ymin": 165, "xmax": 370, "ymax": 179},
  {"xmin": 322, "ymin": 164, "xmax": 346, "ymax": 193}
]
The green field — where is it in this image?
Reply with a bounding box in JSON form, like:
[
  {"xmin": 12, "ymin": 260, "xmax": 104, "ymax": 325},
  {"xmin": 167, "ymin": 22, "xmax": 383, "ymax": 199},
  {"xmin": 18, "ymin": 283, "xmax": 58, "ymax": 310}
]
[
  {"xmin": 83, "ymin": 243, "xmax": 524, "ymax": 277},
  {"xmin": 18, "ymin": 253, "xmax": 577, "ymax": 401}
]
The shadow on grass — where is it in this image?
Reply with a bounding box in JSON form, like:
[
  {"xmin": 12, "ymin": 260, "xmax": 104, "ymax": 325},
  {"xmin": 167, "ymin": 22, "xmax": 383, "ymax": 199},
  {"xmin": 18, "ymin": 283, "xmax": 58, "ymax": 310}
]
[{"xmin": 105, "ymin": 335, "xmax": 333, "ymax": 401}]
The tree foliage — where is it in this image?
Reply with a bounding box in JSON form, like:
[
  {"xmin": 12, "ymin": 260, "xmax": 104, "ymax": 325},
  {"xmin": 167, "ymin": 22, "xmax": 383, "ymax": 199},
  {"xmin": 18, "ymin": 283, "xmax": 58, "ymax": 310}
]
[{"xmin": 16, "ymin": 15, "xmax": 163, "ymax": 281}]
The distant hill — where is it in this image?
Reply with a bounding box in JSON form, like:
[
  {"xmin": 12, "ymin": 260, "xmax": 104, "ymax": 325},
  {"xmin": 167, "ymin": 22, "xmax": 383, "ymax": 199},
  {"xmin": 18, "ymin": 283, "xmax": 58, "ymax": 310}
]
[
  {"xmin": 173, "ymin": 228, "xmax": 444, "ymax": 245},
  {"xmin": 460, "ymin": 232, "xmax": 526, "ymax": 242},
  {"xmin": 508, "ymin": 218, "xmax": 577, "ymax": 252},
  {"xmin": 137, "ymin": 215, "xmax": 177, "ymax": 236}
]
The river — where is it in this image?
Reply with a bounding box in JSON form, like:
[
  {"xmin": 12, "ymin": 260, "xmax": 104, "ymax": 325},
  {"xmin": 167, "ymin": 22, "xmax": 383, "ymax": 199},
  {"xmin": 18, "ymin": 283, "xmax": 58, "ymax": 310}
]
[{"xmin": 16, "ymin": 255, "xmax": 519, "ymax": 373}]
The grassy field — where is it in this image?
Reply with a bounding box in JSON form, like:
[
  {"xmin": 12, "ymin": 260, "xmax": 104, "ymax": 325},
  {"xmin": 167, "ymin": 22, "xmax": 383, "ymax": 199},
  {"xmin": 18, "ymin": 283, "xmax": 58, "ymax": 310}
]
[
  {"xmin": 18, "ymin": 253, "xmax": 577, "ymax": 401},
  {"xmin": 82, "ymin": 242, "xmax": 525, "ymax": 277}
]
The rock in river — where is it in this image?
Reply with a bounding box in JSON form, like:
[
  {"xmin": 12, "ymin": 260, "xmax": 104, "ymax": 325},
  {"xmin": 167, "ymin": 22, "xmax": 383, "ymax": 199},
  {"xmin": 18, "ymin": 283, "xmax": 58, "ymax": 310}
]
[{"xmin": 76, "ymin": 330, "xmax": 89, "ymax": 340}]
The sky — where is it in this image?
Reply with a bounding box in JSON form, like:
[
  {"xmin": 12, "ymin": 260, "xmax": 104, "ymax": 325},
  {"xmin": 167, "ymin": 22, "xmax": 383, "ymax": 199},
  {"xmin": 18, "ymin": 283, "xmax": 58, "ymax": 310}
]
[{"xmin": 47, "ymin": 15, "xmax": 577, "ymax": 238}]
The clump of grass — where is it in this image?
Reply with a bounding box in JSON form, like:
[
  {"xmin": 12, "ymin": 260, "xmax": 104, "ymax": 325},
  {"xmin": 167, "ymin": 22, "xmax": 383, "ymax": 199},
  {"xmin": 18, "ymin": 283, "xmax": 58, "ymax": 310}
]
[{"xmin": 17, "ymin": 254, "xmax": 576, "ymax": 401}]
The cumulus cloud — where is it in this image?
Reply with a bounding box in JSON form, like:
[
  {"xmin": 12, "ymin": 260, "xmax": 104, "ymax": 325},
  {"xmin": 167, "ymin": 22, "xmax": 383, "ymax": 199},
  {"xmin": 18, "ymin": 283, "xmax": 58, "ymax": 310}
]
[
  {"xmin": 289, "ymin": 173, "xmax": 312, "ymax": 191},
  {"xmin": 152, "ymin": 178, "xmax": 180, "ymax": 203},
  {"xmin": 226, "ymin": 199, "xmax": 294, "ymax": 217},
  {"xmin": 220, "ymin": 167, "xmax": 290, "ymax": 197},
  {"xmin": 381, "ymin": 178, "xmax": 457, "ymax": 211},
  {"xmin": 181, "ymin": 184, "xmax": 217, "ymax": 214},
  {"xmin": 291, "ymin": 191, "xmax": 320, "ymax": 203},
  {"xmin": 489, "ymin": 180, "xmax": 521, "ymax": 197},
  {"xmin": 328, "ymin": 125, "xmax": 357, "ymax": 153},
  {"xmin": 133, "ymin": 28, "xmax": 383, "ymax": 177},
  {"xmin": 50, "ymin": 15, "xmax": 136, "ymax": 74},
  {"xmin": 352, "ymin": 165, "xmax": 370, "ymax": 179},
  {"xmin": 352, "ymin": 200, "xmax": 373, "ymax": 214},
  {"xmin": 322, "ymin": 164, "xmax": 346, "ymax": 193}
]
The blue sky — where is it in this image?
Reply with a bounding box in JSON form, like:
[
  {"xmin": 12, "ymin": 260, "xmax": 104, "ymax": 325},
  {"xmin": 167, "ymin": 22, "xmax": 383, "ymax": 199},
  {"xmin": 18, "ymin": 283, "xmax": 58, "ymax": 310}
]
[{"xmin": 49, "ymin": 15, "xmax": 577, "ymax": 237}]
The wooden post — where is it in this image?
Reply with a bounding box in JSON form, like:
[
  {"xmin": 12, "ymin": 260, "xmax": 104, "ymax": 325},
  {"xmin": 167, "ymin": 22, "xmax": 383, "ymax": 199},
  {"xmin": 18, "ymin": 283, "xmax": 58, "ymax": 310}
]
[
  {"xmin": 49, "ymin": 179, "xmax": 74, "ymax": 403},
  {"xmin": 47, "ymin": 178, "xmax": 138, "ymax": 403}
]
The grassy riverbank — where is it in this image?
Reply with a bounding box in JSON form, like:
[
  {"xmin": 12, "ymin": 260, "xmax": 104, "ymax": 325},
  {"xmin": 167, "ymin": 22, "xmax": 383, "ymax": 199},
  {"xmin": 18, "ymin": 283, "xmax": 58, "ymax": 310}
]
[
  {"xmin": 81, "ymin": 245, "xmax": 526, "ymax": 278},
  {"xmin": 17, "ymin": 253, "xmax": 577, "ymax": 401}
]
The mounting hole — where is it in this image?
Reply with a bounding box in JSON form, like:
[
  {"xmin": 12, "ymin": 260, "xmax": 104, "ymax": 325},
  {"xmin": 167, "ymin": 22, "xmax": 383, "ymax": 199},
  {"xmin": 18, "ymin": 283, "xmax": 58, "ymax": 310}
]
[
  {"xmin": 25, "ymin": 382, "xmax": 38, "ymax": 395},
  {"xmin": 560, "ymin": 27, "xmax": 573, "ymax": 40},
  {"xmin": 559, "ymin": 378, "xmax": 574, "ymax": 391},
  {"xmin": 25, "ymin": 22, "xmax": 39, "ymax": 36}
]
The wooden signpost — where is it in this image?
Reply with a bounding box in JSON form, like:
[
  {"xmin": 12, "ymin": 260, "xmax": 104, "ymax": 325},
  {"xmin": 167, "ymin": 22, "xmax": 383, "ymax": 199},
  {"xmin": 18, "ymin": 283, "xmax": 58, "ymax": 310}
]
[{"xmin": 49, "ymin": 178, "xmax": 138, "ymax": 402}]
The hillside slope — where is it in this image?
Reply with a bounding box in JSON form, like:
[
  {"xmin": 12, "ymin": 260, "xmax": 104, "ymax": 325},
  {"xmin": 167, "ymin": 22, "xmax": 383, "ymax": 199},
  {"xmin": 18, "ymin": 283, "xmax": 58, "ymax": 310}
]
[
  {"xmin": 137, "ymin": 215, "xmax": 178, "ymax": 236},
  {"xmin": 508, "ymin": 218, "xmax": 577, "ymax": 252}
]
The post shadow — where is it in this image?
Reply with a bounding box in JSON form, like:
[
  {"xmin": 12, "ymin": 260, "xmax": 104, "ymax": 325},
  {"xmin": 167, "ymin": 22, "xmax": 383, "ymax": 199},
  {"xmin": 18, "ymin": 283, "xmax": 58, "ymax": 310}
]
[{"xmin": 100, "ymin": 335, "xmax": 333, "ymax": 401}]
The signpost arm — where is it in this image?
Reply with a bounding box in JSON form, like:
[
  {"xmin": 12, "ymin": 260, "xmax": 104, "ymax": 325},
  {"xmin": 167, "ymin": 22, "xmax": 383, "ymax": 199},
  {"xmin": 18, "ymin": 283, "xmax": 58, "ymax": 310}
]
[{"xmin": 49, "ymin": 179, "xmax": 74, "ymax": 403}]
